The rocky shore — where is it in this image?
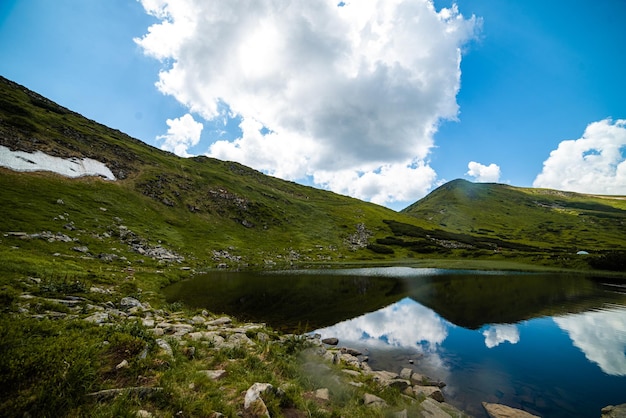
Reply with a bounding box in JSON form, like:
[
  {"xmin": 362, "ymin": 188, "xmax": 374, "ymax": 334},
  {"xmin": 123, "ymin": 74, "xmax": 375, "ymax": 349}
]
[{"xmin": 14, "ymin": 280, "xmax": 601, "ymax": 418}]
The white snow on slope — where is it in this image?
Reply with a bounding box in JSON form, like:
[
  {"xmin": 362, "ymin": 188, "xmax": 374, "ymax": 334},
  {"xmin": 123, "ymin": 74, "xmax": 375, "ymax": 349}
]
[{"xmin": 0, "ymin": 145, "xmax": 116, "ymax": 180}]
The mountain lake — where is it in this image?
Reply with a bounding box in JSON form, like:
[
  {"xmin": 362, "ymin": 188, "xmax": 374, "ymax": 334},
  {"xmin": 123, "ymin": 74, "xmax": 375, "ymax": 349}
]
[{"xmin": 163, "ymin": 267, "xmax": 626, "ymax": 417}]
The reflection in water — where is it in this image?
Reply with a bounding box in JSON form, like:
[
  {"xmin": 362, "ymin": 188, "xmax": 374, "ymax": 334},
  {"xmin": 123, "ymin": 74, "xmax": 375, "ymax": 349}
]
[
  {"xmin": 164, "ymin": 268, "xmax": 626, "ymax": 417},
  {"xmin": 481, "ymin": 324, "xmax": 520, "ymax": 348},
  {"xmin": 554, "ymin": 306, "xmax": 626, "ymax": 376},
  {"xmin": 316, "ymin": 297, "xmax": 449, "ymax": 351}
]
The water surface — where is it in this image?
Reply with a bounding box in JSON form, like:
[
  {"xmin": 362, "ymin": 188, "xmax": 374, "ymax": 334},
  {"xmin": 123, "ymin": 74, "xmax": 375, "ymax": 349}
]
[{"xmin": 164, "ymin": 267, "xmax": 626, "ymax": 417}]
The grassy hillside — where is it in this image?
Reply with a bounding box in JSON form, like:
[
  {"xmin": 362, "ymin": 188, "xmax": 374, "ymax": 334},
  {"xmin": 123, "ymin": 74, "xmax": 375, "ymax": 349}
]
[
  {"xmin": 401, "ymin": 179, "xmax": 626, "ymax": 269},
  {"xmin": 0, "ymin": 75, "xmax": 438, "ymax": 277}
]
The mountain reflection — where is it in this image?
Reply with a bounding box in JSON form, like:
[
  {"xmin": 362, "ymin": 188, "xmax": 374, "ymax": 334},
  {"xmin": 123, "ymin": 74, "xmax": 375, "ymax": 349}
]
[
  {"xmin": 316, "ymin": 297, "xmax": 449, "ymax": 351},
  {"xmin": 554, "ymin": 306, "xmax": 626, "ymax": 376}
]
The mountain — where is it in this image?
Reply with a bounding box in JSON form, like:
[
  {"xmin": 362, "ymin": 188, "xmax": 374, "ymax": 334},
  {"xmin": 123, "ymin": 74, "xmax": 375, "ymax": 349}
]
[
  {"xmin": 402, "ymin": 178, "xmax": 626, "ymax": 257},
  {"xmin": 0, "ymin": 75, "xmax": 438, "ymax": 274},
  {"xmin": 1, "ymin": 75, "xmax": 625, "ymax": 275}
]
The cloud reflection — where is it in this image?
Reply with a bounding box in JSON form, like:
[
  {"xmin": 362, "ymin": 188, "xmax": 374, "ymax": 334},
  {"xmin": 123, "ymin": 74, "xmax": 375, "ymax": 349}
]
[
  {"xmin": 315, "ymin": 297, "xmax": 449, "ymax": 351},
  {"xmin": 554, "ymin": 306, "xmax": 626, "ymax": 376},
  {"xmin": 481, "ymin": 324, "xmax": 520, "ymax": 348}
]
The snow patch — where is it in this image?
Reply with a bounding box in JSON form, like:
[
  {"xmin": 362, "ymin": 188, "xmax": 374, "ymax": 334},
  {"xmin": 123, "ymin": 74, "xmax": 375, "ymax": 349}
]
[{"xmin": 0, "ymin": 145, "xmax": 116, "ymax": 180}]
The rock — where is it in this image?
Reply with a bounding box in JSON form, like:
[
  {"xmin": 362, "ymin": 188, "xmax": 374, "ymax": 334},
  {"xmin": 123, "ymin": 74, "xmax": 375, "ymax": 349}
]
[
  {"xmin": 602, "ymin": 404, "xmax": 626, "ymax": 418},
  {"xmin": 198, "ymin": 369, "xmax": 227, "ymax": 380},
  {"xmin": 116, "ymin": 359, "xmax": 129, "ymax": 370},
  {"xmin": 322, "ymin": 337, "xmax": 339, "ymax": 345},
  {"xmin": 72, "ymin": 246, "xmax": 89, "ymax": 253},
  {"xmin": 244, "ymin": 383, "xmax": 273, "ymax": 417},
  {"xmin": 413, "ymin": 385, "xmax": 445, "ymax": 402},
  {"xmin": 400, "ymin": 367, "xmax": 413, "ymax": 380},
  {"xmin": 87, "ymin": 386, "xmax": 163, "ymax": 401},
  {"xmin": 136, "ymin": 410, "xmax": 153, "ymax": 418},
  {"xmin": 315, "ymin": 388, "xmax": 330, "ymax": 401},
  {"xmin": 223, "ymin": 333, "xmax": 255, "ymax": 349},
  {"xmin": 363, "ymin": 393, "xmax": 387, "ymax": 408},
  {"xmin": 191, "ymin": 315, "xmax": 206, "ymax": 325},
  {"xmin": 393, "ymin": 409, "xmax": 408, "ymax": 418},
  {"xmin": 420, "ymin": 398, "xmax": 456, "ymax": 418},
  {"xmin": 120, "ymin": 297, "xmax": 144, "ymax": 311},
  {"xmin": 206, "ymin": 316, "xmax": 232, "ymax": 326},
  {"xmin": 482, "ymin": 402, "xmax": 540, "ymax": 418},
  {"xmin": 340, "ymin": 347, "xmax": 362, "ymax": 356},
  {"xmin": 156, "ymin": 339, "xmax": 173, "ymax": 357},
  {"xmin": 83, "ymin": 311, "xmax": 109, "ymax": 324}
]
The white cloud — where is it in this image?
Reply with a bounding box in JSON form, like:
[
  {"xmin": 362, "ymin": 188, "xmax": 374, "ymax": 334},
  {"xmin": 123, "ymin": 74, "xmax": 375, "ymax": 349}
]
[
  {"xmin": 481, "ymin": 324, "xmax": 520, "ymax": 349},
  {"xmin": 157, "ymin": 113, "xmax": 203, "ymax": 157},
  {"xmin": 136, "ymin": 0, "xmax": 479, "ymax": 205},
  {"xmin": 533, "ymin": 119, "xmax": 626, "ymax": 195},
  {"xmin": 554, "ymin": 307, "xmax": 626, "ymax": 376},
  {"xmin": 466, "ymin": 161, "xmax": 501, "ymax": 183}
]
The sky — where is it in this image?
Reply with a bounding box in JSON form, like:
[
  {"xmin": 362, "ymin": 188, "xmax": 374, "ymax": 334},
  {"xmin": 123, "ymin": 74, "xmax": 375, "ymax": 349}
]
[{"xmin": 1, "ymin": 0, "xmax": 625, "ymax": 210}]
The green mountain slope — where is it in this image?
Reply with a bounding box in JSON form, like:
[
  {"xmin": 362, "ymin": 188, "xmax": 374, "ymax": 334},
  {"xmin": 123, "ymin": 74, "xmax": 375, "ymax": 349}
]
[
  {"xmin": 1, "ymin": 75, "xmax": 442, "ymax": 278},
  {"xmin": 402, "ymin": 179, "xmax": 626, "ymax": 253}
]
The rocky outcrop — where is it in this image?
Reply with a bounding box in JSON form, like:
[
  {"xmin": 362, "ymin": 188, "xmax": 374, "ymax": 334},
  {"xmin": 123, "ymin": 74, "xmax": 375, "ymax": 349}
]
[
  {"xmin": 482, "ymin": 402, "xmax": 539, "ymax": 418},
  {"xmin": 602, "ymin": 404, "xmax": 626, "ymax": 418}
]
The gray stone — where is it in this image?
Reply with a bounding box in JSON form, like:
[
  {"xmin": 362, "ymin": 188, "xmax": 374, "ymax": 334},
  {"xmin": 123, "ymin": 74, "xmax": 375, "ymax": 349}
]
[
  {"xmin": 322, "ymin": 337, "xmax": 339, "ymax": 345},
  {"xmin": 363, "ymin": 393, "xmax": 387, "ymax": 408},
  {"xmin": 482, "ymin": 402, "xmax": 539, "ymax": 418},
  {"xmin": 413, "ymin": 385, "xmax": 445, "ymax": 402},
  {"xmin": 155, "ymin": 338, "xmax": 173, "ymax": 357},
  {"xmin": 83, "ymin": 311, "xmax": 109, "ymax": 324},
  {"xmin": 116, "ymin": 359, "xmax": 129, "ymax": 370},
  {"xmin": 603, "ymin": 404, "xmax": 626, "ymax": 418},
  {"xmin": 198, "ymin": 369, "xmax": 227, "ymax": 380},
  {"xmin": 120, "ymin": 297, "xmax": 144, "ymax": 311},
  {"xmin": 207, "ymin": 316, "xmax": 232, "ymax": 326},
  {"xmin": 420, "ymin": 398, "xmax": 455, "ymax": 418},
  {"xmin": 315, "ymin": 388, "xmax": 330, "ymax": 401},
  {"xmin": 244, "ymin": 383, "xmax": 273, "ymax": 417}
]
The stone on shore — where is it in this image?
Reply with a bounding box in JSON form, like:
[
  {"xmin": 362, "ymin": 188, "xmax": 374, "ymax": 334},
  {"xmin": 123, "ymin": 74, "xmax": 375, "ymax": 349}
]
[
  {"xmin": 602, "ymin": 404, "xmax": 626, "ymax": 418},
  {"xmin": 321, "ymin": 337, "xmax": 339, "ymax": 345},
  {"xmin": 482, "ymin": 402, "xmax": 540, "ymax": 418}
]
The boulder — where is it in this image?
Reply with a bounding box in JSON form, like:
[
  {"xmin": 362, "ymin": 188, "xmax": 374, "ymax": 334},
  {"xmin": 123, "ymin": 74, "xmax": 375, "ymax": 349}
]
[
  {"xmin": 602, "ymin": 404, "xmax": 626, "ymax": 418},
  {"xmin": 482, "ymin": 402, "xmax": 539, "ymax": 418},
  {"xmin": 155, "ymin": 339, "xmax": 173, "ymax": 357},
  {"xmin": 207, "ymin": 316, "xmax": 232, "ymax": 326},
  {"xmin": 363, "ymin": 393, "xmax": 387, "ymax": 408},
  {"xmin": 120, "ymin": 297, "xmax": 144, "ymax": 311},
  {"xmin": 322, "ymin": 337, "xmax": 339, "ymax": 345},
  {"xmin": 244, "ymin": 383, "xmax": 273, "ymax": 417},
  {"xmin": 420, "ymin": 398, "xmax": 456, "ymax": 418},
  {"xmin": 413, "ymin": 385, "xmax": 445, "ymax": 403}
]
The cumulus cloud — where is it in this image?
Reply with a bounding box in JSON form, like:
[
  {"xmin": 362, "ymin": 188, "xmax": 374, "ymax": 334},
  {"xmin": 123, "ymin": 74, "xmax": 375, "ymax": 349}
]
[
  {"xmin": 157, "ymin": 113, "xmax": 203, "ymax": 157},
  {"xmin": 136, "ymin": 0, "xmax": 479, "ymax": 205},
  {"xmin": 533, "ymin": 119, "xmax": 626, "ymax": 194},
  {"xmin": 554, "ymin": 307, "xmax": 626, "ymax": 376},
  {"xmin": 481, "ymin": 324, "xmax": 520, "ymax": 349},
  {"xmin": 466, "ymin": 161, "xmax": 501, "ymax": 183}
]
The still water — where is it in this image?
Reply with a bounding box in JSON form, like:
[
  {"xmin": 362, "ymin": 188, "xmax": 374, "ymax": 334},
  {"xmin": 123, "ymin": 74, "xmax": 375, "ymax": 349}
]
[{"xmin": 164, "ymin": 267, "xmax": 626, "ymax": 417}]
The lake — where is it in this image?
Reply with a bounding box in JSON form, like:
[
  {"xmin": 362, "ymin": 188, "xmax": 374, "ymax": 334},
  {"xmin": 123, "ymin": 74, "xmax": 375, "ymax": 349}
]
[{"xmin": 163, "ymin": 267, "xmax": 626, "ymax": 417}]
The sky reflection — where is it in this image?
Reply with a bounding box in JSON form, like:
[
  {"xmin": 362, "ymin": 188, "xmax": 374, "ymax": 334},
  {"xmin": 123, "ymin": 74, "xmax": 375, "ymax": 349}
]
[
  {"xmin": 316, "ymin": 297, "xmax": 449, "ymax": 351},
  {"xmin": 553, "ymin": 306, "xmax": 626, "ymax": 376},
  {"xmin": 481, "ymin": 324, "xmax": 520, "ymax": 348}
]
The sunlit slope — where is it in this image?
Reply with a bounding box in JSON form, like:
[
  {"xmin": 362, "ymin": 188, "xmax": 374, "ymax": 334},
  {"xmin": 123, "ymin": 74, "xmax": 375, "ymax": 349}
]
[
  {"xmin": 0, "ymin": 75, "xmax": 435, "ymax": 269},
  {"xmin": 402, "ymin": 179, "xmax": 626, "ymax": 252}
]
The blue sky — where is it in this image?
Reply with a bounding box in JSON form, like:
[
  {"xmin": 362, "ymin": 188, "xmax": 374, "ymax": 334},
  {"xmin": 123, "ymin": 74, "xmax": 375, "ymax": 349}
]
[{"xmin": 1, "ymin": 0, "xmax": 625, "ymax": 210}]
